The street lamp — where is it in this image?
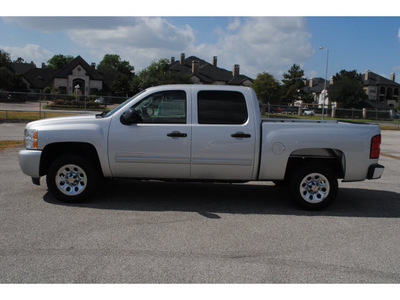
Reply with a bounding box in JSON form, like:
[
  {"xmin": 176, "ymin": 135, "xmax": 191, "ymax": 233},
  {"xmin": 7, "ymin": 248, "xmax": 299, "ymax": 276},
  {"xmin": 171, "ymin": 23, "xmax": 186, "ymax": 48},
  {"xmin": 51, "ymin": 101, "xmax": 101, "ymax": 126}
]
[{"xmin": 319, "ymin": 46, "xmax": 329, "ymax": 120}]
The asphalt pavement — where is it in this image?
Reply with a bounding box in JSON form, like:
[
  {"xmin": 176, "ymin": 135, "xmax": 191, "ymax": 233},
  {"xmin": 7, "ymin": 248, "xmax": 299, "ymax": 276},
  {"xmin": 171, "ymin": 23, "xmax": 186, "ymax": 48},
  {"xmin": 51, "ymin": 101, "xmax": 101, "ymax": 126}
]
[{"xmin": 0, "ymin": 124, "xmax": 399, "ymax": 283}]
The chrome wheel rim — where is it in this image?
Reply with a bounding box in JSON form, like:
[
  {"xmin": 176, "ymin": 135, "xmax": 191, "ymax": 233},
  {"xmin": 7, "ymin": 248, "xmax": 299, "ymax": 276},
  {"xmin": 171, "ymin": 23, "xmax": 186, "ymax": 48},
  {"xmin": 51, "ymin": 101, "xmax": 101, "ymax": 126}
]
[
  {"xmin": 55, "ymin": 164, "xmax": 87, "ymax": 196},
  {"xmin": 299, "ymin": 173, "xmax": 330, "ymax": 203}
]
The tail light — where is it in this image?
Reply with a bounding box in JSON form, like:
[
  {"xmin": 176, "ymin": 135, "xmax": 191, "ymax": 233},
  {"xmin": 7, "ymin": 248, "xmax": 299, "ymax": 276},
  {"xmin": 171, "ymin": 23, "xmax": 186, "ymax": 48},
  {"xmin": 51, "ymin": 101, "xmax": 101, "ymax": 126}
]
[{"xmin": 370, "ymin": 134, "xmax": 381, "ymax": 159}]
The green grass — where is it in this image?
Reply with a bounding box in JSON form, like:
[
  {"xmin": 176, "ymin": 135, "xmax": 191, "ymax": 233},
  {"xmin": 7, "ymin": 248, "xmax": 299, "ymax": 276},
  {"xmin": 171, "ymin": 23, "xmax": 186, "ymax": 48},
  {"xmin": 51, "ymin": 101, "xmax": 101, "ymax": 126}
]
[
  {"xmin": 0, "ymin": 110, "xmax": 83, "ymax": 121},
  {"xmin": 0, "ymin": 140, "xmax": 24, "ymax": 151}
]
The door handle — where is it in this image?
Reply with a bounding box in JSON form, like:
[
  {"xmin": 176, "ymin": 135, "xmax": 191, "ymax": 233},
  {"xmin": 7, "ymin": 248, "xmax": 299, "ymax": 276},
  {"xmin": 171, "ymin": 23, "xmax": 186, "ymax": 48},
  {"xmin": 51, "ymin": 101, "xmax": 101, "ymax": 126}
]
[
  {"xmin": 167, "ymin": 131, "xmax": 187, "ymax": 138},
  {"xmin": 231, "ymin": 132, "xmax": 251, "ymax": 138}
]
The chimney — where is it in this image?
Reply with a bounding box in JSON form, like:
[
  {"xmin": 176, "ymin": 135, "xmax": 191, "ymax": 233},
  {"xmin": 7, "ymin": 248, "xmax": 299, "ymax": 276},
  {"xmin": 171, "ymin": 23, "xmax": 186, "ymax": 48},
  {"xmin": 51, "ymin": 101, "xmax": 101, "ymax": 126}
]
[
  {"xmin": 233, "ymin": 64, "xmax": 240, "ymax": 77},
  {"xmin": 390, "ymin": 73, "xmax": 395, "ymax": 82},
  {"xmin": 171, "ymin": 57, "xmax": 175, "ymax": 64},
  {"xmin": 330, "ymin": 76, "xmax": 334, "ymax": 85},
  {"xmin": 41, "ymin": 63, "xmax": 46, "ymax": 68},
  {"xmin": 365, "ymin": 70, "xmax": 370, "ymax": 81},
  {"xmin": 212, "ymin": 56, "xmax": 217, "ymax": 67},
  {"xmin": 309, "ymin": 78, "xmax": 314, "ymax": 87},
  {"xmin": 192, "ymin": 60, "xmax": 199, "ymax": 74},
  {"xmin": 180, "ymin": 53, "xmax": 185, "ymax": 65},
  {"xmin": 91, "ymin": 62, "xmax": 96, "ymax": 69}
]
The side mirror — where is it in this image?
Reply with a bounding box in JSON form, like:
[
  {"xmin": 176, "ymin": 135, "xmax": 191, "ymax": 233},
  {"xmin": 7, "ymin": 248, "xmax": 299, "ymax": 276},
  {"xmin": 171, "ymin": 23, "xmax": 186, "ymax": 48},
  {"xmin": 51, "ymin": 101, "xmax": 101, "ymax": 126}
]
[{"xmin": 120, "ymin": 109, "xmax": 143, "ymax": 125}]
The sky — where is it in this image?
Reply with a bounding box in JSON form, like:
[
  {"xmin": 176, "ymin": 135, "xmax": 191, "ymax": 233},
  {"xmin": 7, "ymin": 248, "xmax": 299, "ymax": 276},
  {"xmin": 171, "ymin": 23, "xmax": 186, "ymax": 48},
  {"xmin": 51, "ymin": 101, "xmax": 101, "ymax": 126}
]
[{"xmin": 1, "ymin": 1, "xmax": 400, "ymax": 82}]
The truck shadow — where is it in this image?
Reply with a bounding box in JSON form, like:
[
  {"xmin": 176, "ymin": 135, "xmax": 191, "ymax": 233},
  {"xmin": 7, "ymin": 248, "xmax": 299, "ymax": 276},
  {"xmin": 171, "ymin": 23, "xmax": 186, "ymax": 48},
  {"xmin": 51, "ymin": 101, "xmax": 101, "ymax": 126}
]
[{"xmin": 43, "ymin": 179, "xmax": 400, "ymax": 219}]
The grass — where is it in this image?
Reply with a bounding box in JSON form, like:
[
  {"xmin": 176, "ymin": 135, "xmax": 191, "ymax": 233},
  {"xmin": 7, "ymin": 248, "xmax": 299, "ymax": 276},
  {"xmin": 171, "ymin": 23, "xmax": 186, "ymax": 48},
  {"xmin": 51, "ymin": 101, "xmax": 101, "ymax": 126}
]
[
  {"xmin": 0, "ymin": 140, "xmax": 24, "ymax": 151},
  {"xmin": 0, "ymin": 110, "xmax": 83, "ymax": 121}
]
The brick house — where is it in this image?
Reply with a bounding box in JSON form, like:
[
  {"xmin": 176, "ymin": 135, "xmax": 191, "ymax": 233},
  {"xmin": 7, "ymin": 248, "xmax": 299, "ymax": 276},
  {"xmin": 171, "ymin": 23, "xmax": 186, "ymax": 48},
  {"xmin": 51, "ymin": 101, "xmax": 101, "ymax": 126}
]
[
  {"xmin": 362, "ymin": 70, "xmax": 399, "ymax": 108},
  {"xmin": 13, "ymin": 56, "xmax": 105, "ymax": 96}
]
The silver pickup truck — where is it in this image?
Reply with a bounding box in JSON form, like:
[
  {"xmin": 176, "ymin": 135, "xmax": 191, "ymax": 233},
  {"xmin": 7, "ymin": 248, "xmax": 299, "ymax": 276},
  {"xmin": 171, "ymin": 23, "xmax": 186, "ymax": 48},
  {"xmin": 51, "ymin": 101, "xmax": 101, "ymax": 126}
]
[{"xmin": 19, "ymin": 85, "xmax": 384, "ymax": 210}]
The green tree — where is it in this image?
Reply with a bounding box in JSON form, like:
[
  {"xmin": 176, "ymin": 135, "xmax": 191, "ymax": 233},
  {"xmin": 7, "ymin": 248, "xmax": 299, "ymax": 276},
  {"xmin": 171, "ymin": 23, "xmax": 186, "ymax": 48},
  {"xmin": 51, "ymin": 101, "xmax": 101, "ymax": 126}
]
[
  {"xmin": 0, "ymin": 49, "xmax": 13, "ymax": 70},
  {"xmin": 13, "ymin": 57, "xmax": 25, "ymax": 63},
  {"xmin": 328, "ymin": 70, "xmax": 367, "ymax": 108},
  {"xmin": 0, "ymin": 50, "xmax": 27, "ymax": 91},
  {"xmin": 97, "ymin": 54, "xmax": 134, "ymax": 76},
  {"xmin": 98, "ymin": 54, "xmax": 135, "ymax": 95},
  {"xmin": 251, "ymin": 72, "xmax": 281, "ymax": 104},
  {"xmin": 281, "ymin": 64, "xmax": 306, "ymax": 104},
  {"xmin": 131, "ymin": 58, "xmax": 192, "ymax": 91},
  {"xmin": 47, "ymin": 54, "xmax": 74, "ymax": 69}
]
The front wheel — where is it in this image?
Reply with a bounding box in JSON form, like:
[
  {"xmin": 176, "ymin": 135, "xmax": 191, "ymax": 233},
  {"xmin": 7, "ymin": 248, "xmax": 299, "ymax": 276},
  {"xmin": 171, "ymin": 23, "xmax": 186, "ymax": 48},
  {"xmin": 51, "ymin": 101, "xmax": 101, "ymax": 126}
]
[
  {"xmin": 289, "ymin": 163, "xmax": 338, "ymax": 210},
  {"xmin": 46, "ymin": 155, "xmax": 99, "ymax": 203}
]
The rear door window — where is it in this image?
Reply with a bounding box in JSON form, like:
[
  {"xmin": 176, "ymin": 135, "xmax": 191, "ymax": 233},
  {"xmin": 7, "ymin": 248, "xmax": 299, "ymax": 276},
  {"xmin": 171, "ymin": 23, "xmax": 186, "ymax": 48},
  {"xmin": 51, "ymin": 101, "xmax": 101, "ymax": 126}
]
[{"xmin": 197, "ymin": 91, "xmax": 248, "ymax": 124}]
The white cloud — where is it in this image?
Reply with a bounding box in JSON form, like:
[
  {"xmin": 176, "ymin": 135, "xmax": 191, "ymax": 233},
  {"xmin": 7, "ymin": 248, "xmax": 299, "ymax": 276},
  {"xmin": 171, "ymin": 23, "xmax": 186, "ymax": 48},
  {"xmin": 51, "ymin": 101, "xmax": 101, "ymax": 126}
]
[
  {"xmin": 2, "ymin": 17, "xmax": 314, "ymax": 79},
  {"xmin": 66, "ymin": 17, "xmax": 196, "ymax": 71},
  {"xmin": 0, "ymin": 44, "xmax": 53, "ymax": 65},
  {"xmin": 191, "ymin": 17, "xmax": 314, "ymax": 79},
  {"xmin": 68, "ymin": 17, "xmax": 314, "ymax": 79}
]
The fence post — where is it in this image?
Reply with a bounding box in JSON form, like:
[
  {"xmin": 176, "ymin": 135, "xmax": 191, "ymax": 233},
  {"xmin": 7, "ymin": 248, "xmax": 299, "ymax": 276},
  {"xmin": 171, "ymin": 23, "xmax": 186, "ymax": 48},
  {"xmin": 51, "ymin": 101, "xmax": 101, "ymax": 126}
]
[
  {"xmin": 39, "ymin": 91, "xmax": 42, "ymax": 119},
  {"xmin": 362, "ymin": 108, "xmax": 367, "ymax": 119},
  {"xmin": 331, "ymin": 106, "xmax": 336, "ymax": 118}
]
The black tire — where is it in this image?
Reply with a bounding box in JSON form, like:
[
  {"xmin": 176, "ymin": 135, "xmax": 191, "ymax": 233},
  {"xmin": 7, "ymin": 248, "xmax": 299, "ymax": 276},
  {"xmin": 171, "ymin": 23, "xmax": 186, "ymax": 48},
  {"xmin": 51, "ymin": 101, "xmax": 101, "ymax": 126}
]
[
  {"xmin": 272, "ymin": 180, "xmax": 287, "ymax": 187},
  {"xmin": 289, "ymin": 163, "xmax": 338, "ymax": 210},
  {"xmin": 46, "ymin": 155, "xmax": 99, "ymax": 203}
]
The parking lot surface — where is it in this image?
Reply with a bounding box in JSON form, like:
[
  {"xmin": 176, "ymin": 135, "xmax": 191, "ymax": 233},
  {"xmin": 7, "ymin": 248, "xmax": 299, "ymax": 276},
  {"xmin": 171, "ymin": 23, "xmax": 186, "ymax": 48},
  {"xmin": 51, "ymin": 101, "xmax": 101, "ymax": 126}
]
[{"xmin": 0, "ymin": 130, "xmax": 399, "ymax": 283}]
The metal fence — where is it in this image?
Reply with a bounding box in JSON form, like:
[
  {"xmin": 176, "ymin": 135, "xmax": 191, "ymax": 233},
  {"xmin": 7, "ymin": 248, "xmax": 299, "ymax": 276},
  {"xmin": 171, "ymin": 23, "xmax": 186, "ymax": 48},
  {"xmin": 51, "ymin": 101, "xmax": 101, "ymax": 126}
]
[
  {"xmin": 0, "ymin": 90, "xmax": 129, "ymax": 105},
  {"xmin": 262, "ymin": 104, "xmax": 399, "ymax": 122}
]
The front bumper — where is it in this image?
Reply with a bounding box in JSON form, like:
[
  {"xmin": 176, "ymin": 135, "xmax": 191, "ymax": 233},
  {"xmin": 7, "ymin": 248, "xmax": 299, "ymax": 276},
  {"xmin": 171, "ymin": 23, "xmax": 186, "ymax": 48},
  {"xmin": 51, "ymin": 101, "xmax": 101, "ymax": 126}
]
[
  {"xmin": 367, "ymin": 164, "xmax": 384, "ymax": 180},
  {"xmin": 19, "ymin": 149, "xmax": 42, "ymax": 178}
]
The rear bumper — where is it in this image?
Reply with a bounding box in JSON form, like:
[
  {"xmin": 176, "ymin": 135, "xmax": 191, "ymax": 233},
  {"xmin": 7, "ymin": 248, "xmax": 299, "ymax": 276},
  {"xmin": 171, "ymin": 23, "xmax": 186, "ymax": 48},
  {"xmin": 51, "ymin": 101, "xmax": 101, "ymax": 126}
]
[{"xmin": 367, "ymin": 164, "xmax": 384, "ymax": 180}]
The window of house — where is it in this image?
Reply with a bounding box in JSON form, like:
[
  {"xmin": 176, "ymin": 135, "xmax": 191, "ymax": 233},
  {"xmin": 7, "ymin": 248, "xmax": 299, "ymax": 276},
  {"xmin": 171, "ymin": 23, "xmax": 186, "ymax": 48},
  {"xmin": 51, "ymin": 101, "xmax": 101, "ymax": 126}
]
[
  {"xmin": 197, "ymin": 91, "xmax": 248, "ymax": 124},
  {"xmin": 131, "ymin": 90, "xmax": 187, "ymax": 124}
]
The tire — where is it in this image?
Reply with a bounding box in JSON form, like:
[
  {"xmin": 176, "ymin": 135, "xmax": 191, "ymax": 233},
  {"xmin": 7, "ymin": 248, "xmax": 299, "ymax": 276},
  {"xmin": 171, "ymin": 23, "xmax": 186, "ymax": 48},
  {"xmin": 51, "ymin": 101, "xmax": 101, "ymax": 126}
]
[
  {"xmin": 272, "ymin": 180, "xmax": 287, "ymax": 187},
  {"xmin": 289, "ymin": 163, "xmax": 338, "ymax": 210},
  {"xmin": 46, "ymin": 155, "xmax": 99, "ymax": 203}
]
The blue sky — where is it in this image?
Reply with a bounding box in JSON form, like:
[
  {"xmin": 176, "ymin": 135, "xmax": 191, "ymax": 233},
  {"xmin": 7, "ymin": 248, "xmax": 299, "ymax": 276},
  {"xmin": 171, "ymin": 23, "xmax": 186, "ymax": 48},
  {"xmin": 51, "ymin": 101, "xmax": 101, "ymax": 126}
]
[{"xmin": 1, "ymin": 2, "xmax": 400, "ymax": 82}]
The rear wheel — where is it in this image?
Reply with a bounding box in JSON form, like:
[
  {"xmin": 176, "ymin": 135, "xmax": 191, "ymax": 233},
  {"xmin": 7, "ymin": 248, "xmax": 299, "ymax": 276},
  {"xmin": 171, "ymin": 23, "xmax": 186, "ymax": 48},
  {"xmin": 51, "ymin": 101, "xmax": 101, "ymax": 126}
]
[
  {"xmin": 289, "ymin": 163, "xmax": 338, "ymax": 210},
  {"xmin": 46, "ymin": 155, "xmax": 99, "ymax": 203}
]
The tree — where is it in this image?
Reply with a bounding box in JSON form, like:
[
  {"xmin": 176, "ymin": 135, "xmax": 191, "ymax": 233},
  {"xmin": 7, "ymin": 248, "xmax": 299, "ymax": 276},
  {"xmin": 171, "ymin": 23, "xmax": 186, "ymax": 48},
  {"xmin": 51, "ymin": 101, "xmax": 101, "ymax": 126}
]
[
  {"xmin": 0, "ymin": 50, "xmax": 27, "ymax": 91},
  {"xmin": 251, "ymin": 72, "xmax": 281, "ymax": 104},
  {"xmin": 0, "ymin": 49, "xmax": 13, "ymax": 70},
  {"xmin": 97, "ymin": 54, "xmax": 134, "ymax": 76},
  {"xmin": 281, "ymin": 64, "xmax": 306, "ymax": 104},
  {"xmin": 47, "ymin": 54, "xmax": 74, "ymax": 69},
  {"xmin": 328, "ymin": 70, "xmax": 367, "ymax": 108},
  {"xmin": 13, "ymin": 57, "xmax": 25, "ymax": 64},
  {"xmin": 98, "ymin": 54, "xmax": 135, "ymax": 95},
  {"xmin": 131, "ymin": 58, "xmax": 192, "ymax": 91}
]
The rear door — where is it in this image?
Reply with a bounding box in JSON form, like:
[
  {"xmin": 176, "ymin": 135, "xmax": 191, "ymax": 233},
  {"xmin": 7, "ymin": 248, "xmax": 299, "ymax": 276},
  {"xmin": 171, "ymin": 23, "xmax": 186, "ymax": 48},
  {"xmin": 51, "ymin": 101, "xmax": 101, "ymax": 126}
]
[{"xmin": 190, "ymin": 90, "xmax": 256, "ymax": 180}]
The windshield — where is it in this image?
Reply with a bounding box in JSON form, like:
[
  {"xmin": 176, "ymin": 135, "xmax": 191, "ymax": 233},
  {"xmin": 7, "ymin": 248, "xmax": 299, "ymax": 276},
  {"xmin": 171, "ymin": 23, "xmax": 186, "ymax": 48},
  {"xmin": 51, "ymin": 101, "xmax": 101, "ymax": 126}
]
[{"xmin": 105, "ymin": 90, "xmax": 147, "ymax": 118}]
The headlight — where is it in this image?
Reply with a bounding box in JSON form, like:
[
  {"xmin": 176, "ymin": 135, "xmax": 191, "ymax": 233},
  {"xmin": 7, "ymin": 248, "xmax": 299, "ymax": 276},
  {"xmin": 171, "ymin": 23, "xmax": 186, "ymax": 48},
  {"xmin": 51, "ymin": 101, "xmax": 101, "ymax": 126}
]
[{"xmin": 25, "ymin": 129, "xmax": 38, "ymax": 150}]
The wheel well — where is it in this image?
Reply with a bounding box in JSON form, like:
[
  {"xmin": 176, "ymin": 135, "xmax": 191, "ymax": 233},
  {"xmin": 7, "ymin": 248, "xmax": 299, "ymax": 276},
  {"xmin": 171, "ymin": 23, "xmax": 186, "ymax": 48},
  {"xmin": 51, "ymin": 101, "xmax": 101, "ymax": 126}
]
[
  {"xmin": 285, "ymin": 148, "xmax": 345, "ymax": 180},
  {"xmin": 39, "ymin": 142, "xmax": 103, "ymax": 177}
]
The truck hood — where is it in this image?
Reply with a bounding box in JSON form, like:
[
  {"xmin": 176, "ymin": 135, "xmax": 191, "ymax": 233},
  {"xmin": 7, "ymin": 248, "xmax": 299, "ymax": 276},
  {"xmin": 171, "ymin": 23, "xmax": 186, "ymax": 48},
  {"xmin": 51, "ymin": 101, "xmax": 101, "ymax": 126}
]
[{"xmin": 26, "ymin": 114, "xmax": 99, "ymax": 130}]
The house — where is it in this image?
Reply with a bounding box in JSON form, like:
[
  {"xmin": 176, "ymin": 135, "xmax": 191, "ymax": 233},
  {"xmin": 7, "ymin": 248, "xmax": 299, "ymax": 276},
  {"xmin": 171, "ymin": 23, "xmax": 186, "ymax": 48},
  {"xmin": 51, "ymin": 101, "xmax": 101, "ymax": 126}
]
[
  {"xmin": 362, "ymin": 70, "xmax": 399, "ymax": 108},
  {"xmin": 304, "ymin": 71, "xmax": 400, "ymax": 109},
  {"xmin": 13, "ymin": 56, "xmax": 106, "ymax": 96},
  {"xmin": 302, "ymin": 77, "xmax": 332, "ymax": 107},
  {"xmin": 169, "ymin": 53, "xmax": 253, "ymax": 86}
]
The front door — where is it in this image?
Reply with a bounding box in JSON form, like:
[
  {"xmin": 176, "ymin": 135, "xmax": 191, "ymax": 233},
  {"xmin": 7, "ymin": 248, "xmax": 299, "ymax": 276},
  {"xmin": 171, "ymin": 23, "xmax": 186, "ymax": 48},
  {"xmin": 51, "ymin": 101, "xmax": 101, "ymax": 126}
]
[{"xmin": 108, "ymin": 90, "xmax": 191, "ymax": 179}]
